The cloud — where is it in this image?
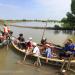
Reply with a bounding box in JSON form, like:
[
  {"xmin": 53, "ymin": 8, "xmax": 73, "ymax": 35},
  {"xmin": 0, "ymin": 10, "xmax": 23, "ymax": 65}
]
[
  {"xmin": 34, "ymin": 0, "xmax": 71, "ymax": 20},
  {"xmin": 0, "ymin": 0, "xmax": 71, "ymax": 20},
  {"xmin": 35, "ymin": 0, "xmax": 71, "ymax": 7},
  {"xmin": 0, "ymin": 3, "xmax": 19, "ymax": 9}
]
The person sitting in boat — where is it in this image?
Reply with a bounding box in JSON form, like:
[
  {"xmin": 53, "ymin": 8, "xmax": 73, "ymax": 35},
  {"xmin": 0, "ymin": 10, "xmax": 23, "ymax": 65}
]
[
  {"xmin": 3, "ymin": 24, "xmax": 9, "ymax": 35},
  {"xmin": 41, "ymin": 38, "xmax": 47, "ymax": 45},
  {"xmin": 58, "ymin": 39, "xmax": 75, "ymax": 59},
  {"xmin": 0, "ymin": 32, "xmax": 7, "ymax": 43},
  {"xmin": 3, "ymin": 24, "xmax": 12, "ymax": 39},
  {"xmin": 17, "ymin": 33, "xmax": 25, "ymax": 49},
  {"xmin": 39, "ymin": 38, "xmax": 48, "ymax": 53},
  {"xmin": 27, "ymin": 37, "xmax": 33, "ymax": 49},
  {"xmin": 32, "ymin": 42, "xmax": 41, "ymax": 66},
  {"xmin": 42, "ymin": 44, "xmax": 53, "ymax": 63},
  {"xmin": 0, "ymin": 34, "xmax": 4, "ymax": 43}
]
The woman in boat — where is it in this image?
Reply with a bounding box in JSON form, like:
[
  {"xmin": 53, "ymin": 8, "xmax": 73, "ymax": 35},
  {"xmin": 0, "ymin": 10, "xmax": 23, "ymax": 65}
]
[
  {"xmin": 42, "ymin": 44, "xmax": 53, "ymax": 63},
  {"xmin": 32, "ymin": 42, "xmax": 41, "ymax": 66},
  {"xmin": 27, "ymin": 37, "xmax": 33, "ymax": 49},
  {"xmin": 17, "ymin": 33, "xmax": 25, "ymax": 49},
  {"xmin": 0, "ymin": 34, "xmax": 4, "ymax": 43},
  {"xmin": 58, "ymin": 39, "xmax": 75, "ymax": 59},
  {"xmin": 25, "ymin": 37, "xmax": 34, "ymax": 54},
  {"xmin": 0, "ymin": 32, "xmax": 7, "ymax": 43}
]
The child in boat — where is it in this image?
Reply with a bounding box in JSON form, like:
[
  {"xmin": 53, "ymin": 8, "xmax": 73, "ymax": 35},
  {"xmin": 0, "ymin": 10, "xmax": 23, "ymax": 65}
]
[{"xmin": 32, "ymin": 42, "xmax": 41, "ymax": 66}]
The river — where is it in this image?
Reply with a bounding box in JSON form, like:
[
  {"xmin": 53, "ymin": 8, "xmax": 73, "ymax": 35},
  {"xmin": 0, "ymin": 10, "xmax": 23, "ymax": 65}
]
[{"xmin": 0, "ymin": 22, "xmax": 75, "ymax": 75}]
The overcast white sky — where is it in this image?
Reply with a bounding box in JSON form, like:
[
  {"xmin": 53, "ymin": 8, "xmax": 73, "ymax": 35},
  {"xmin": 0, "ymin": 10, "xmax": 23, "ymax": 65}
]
[{"xmin": 0, "ymin": 0, "xmax": 71, "ymax": 20}]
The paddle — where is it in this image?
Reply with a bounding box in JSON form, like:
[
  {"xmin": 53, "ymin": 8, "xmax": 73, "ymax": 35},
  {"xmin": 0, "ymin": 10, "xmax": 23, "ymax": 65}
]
[
  {"xmin": 23, "ymin": 51, "xmax": 27, "ymax": 61},
  {"xmin": 6, "ymin": 33, "xmax": 11, "ymax": 50}
]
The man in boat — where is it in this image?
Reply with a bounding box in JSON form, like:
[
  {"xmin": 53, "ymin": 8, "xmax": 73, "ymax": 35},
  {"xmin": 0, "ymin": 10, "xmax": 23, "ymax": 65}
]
[
  {"xmin": 41, "ymin": 38, "xmax": 47, "ymax": 45},
  {"xmin": 32, "ymin": 42, "xmax": 41, "ymax": 66},
  {"xmin": 17, "ymin": 33, "xmax": 25, "ymax": 49},
  {"xmin": 40, "ymin": 38, "xmax": 49, "ymax": 54},
  {"xmin": 58, "ymin": 39, "xmax": 75, "ymax": 59},
  {"xmin": 3, "ymin": 24, "xmax": 13, "ymax": 42},
  {"xmin": 3, "ymin": 24, "xmax": 10, "ymax": 35}
]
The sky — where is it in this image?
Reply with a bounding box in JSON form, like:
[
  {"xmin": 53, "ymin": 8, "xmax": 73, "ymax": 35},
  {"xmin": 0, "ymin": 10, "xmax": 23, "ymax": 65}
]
[{"xmin": 0, "ymin": 0, "xmax": 71, "ymax": 20}]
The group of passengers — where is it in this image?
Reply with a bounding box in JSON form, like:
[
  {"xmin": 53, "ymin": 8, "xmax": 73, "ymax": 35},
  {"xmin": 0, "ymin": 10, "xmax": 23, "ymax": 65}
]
[
  {"xmin": 0, "ymin": 24, "xmax": 13, "ymax": 43},
  {"xmin": 15, "ymin": 33, "xmax": 75, "ymax": 66}
]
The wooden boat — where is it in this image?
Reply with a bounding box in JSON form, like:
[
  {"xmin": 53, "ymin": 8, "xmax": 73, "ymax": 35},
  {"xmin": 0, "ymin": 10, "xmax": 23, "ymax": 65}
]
[{"xmin": 11, "ymin": 39, "xmax": 75, "ymax": 64}]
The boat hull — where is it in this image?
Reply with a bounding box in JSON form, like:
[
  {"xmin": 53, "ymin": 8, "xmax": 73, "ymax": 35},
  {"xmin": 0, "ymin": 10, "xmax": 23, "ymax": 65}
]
[{"xmin": 11, "ymin": 40, "xmax": 75, "ymax": 65}]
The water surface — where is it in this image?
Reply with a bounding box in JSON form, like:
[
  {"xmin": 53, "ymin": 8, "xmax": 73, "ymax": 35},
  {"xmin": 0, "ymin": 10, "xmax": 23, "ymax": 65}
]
[{"xmin": 0, "ymin": 22, "xmax": 75, "ymax": 75}]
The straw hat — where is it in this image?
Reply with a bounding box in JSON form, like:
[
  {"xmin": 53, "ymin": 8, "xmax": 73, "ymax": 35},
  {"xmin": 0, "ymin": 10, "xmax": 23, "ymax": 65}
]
[{"xmin": 46, "ymin": 44, "xmax": 50, "ymax": 47}]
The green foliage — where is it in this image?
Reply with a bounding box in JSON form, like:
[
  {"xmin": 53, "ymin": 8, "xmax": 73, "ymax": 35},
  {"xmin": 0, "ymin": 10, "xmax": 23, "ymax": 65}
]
[
  {"xmin": 66, "ymin": 12, "xmax": 75, "ymax": 26},
  {"xmin": 71, "ymin": 0, "xmax": 75, "ymax": 14},
  {"xmin": 61, "ymin": 17, "xmax": 67, "ymax": 23},
  {"xmin": 61, "ymin": 0, "xmax": 75, "ymax": 28}
]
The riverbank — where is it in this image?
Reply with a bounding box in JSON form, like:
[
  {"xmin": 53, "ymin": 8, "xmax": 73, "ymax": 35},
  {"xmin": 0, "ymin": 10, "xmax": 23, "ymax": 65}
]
[
  {"xmin": 0, "ymin": 19, "xmax": 61, "ymax": 23},
  {"xmin": 9, "ymin": 24, "xmax": 75, "ymax": 30},
  {"xmin": 0, "ymin": 20, "xmax": 75, "ymax": 30}
]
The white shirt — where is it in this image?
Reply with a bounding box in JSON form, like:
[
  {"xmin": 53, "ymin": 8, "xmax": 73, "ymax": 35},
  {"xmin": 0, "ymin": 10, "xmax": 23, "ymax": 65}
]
[{"xmin": 33, "ymin": 46, "xmax": 40, "ymax": 56}]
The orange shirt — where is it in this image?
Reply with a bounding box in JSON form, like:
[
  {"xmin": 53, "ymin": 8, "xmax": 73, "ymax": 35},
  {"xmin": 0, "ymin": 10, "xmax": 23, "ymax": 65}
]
[
  {"xmin": 4, "ymin": 26, "xmax": 8, "ymax": 33},
  {"xmin": 7, "ymin": 27, "xmax": 10, "ymax": 32}
]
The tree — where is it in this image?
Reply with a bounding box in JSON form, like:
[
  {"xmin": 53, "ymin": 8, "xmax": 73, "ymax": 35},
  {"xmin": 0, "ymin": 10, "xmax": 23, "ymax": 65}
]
[
  {"xmin": 61, "ymin": 0, "xmax": 75, "ymax": 28},
  {"xmin": 71, "ymin": 0, "xmax": 75, "ymax": 15}
]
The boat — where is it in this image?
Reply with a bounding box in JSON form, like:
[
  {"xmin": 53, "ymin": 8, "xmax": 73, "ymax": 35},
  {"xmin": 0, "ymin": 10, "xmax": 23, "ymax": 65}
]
[{"xmin": 11, "ymin": 38, "xmax": 75, "ymax": 64}]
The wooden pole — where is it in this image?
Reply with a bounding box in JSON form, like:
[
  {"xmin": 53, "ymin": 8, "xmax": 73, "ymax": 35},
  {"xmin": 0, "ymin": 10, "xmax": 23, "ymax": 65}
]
[
  {"xmin": 61, "ymin": 58, "xmax": 66, "ymax": 71},
  {"xmin": 41, "ymin": 22, "xmax": 47, "ymax": 40}
]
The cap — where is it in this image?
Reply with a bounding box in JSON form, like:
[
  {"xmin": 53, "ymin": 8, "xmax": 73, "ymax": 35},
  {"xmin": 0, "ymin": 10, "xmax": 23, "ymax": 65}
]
[
  {"xmin": 29, "ymin": 37, "xmax": 32, "ymax": 40},
  {"xmin": 33, "ymin": 42, "xmax": 37, "ymax": 46},
  {"xmin": 62, "ymin": 69, "xmax": 66, "ymax": 73}
]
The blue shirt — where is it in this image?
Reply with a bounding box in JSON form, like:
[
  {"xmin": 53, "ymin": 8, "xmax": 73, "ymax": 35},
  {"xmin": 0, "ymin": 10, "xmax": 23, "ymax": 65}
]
[
  {"xmin": 63, "ymin": 43, "xmax": 75, "ymax": 52},
  {"xmin": 45, "ymin": 48, "xmax": 52, "ymax": 58}
]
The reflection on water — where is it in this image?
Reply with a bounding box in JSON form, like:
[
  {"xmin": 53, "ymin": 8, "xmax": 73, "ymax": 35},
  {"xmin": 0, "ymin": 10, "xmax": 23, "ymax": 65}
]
[
  {"xmin": 54, "ymin": 30, "xmax": 60, "ymax": 34},
  {"xmin": 62, "ymin": 30, "xmax": 73, "ymax": 35},
  {"xmin": 0, "ymin": 23, "xmax": 75, "ymax": 75},
  {"xmin": 54, "ymin": 30, "xmax": 75, "ymax": 36}
]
